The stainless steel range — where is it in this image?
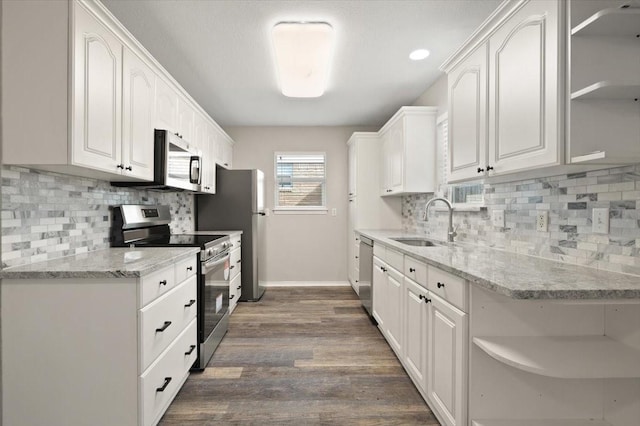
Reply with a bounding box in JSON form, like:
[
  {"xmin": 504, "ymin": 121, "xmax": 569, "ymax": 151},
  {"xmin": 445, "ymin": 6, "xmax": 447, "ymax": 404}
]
[{"xmin": 110, "ymin": 205, "xmax": 230, "ymax": 370}]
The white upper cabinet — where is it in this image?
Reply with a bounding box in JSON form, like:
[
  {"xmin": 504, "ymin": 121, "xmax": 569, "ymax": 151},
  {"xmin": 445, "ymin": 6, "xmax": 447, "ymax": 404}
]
[
  {"xmin": 348, "ymin": 142, "xmax": 357, "ymax": 199},
  {"xmin": 199, "ymin": 124, "xmax": 217, "ymax": 194},
  {"xmin": 379, "ymin": 107, "xmax": 438, "ymax": 196},
  {"xmin": 487, "ymin": 0, "xmax": 561, "ymax": 175},
  {"xmin": 122, "ymin": 48, "xmax": 155, "ymax": 181},
  {"xmin": 72, "ymin": 2, "xmax": 123, "ymax": 175},
  {"xmin": 154, "ymin": 77, "xmax": 179, "ymax": 134},
  {"xmin": 2, "ymin": 0, "xmax": 233, "ymax": 183},
  {"xmin": 447, "ymin": 44, "xmax": 488, "ymax": 182}
]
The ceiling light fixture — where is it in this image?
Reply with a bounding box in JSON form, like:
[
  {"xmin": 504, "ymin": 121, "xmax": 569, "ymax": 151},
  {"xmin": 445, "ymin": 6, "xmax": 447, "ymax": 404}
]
[
  {"xmin": 409, "ymin": 49, "xmax": 430, "ymax": 61},
  {"xmin": 271, "ymin": 21, "xmax": 334, "ymax": 98}
]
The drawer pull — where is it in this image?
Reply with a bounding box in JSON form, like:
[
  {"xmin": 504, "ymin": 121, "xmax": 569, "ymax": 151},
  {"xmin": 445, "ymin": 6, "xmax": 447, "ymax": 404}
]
[
  {"xmin": 230, "ymin": 295, "xmax": 235, "ymax": 300},
  {"xmin": 229, "ymin": 265, "xmax": 235, "ymax": 270},
  {"xmin": 437, "ymin": 282, "xmax": 445, "ymax": 288},
  {"xmin": 185, "ymin": 345, "xmax": 196, "ymax": 355},
  {"xmin": 237, "ymin": 286, "xmax": 241, "ymax": 290},
  {"xmin": 381, "ymin": 266, "xmax": 387, "ymax": 272},
  {"xmin": 155, "ymin": 321, "xmax": 172, "ymax": 333},
  {"xmin": 236, "ymin": 259, "xmax": 241, "ymax": 264},
  {"xmin": 159, "ymin": 280, "xmax": 167, "ymax": 286},
  {"xmin": 184, "ymin": 299, "xmax": 196, "ymax": 307},
  {"xmin": 156, "ymin": 377, "xmax": 172, "ymax": 392},
  {"xmin": 419, "ymin": 294, "xmax": 432, "ymax": 303},
  {"xmin": 409, "ymin": 267, "xmax": 415, "ymax": 272},
  {"xmin": 187, "ymin": 266, "xmax": 193, "ymax": 271}
]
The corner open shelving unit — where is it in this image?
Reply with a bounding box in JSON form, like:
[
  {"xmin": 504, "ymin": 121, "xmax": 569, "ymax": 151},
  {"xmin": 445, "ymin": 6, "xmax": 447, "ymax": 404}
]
[{"xmin": 568, "ymin": 2, "xmax": 640, "ymax": 165}]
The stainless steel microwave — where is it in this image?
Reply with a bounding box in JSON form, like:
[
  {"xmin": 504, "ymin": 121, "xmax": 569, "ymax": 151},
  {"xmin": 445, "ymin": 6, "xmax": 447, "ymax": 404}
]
[{"xmin": 113, "ymin": 129, "xmax": 201, "ymax": 191}]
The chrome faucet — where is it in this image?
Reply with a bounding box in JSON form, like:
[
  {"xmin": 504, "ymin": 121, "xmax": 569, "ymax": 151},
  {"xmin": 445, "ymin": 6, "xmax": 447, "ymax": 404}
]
[{"xmin": 423, "ymin": 197, "xmax": 457, "ymax": 242}]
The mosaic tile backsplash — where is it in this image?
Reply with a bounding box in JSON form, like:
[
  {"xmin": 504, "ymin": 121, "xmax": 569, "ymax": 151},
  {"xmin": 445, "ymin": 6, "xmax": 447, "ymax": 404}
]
[
  {"xmin": 1, "ymin": 165, "xmax": 194, "ymax": 268},
  {"xmin": 403, "ymin": 165, "xmax": 640, "ymax": 276}
]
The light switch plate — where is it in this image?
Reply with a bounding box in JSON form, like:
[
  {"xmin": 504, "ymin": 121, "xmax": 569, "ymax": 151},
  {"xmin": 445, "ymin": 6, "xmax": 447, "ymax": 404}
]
[
  {"xmin": 492, "ymin": 210, "xmax": 505, "ymax": 227},
  {"xmin": 331, "ymin": 208, "xmax": 337, "ymax": 216},
  {"xmin": 592, "ymin": 208, "xmax": 610, "ymax": 234},
  {"xmin": 536, "ymin": 211, "xmax": 548, "ymax": 232}
]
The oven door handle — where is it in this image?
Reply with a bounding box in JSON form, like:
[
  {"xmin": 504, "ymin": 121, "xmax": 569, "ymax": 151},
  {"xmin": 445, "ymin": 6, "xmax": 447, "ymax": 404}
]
[{"xmin": 202, "ymin": 254, "xmax": 229, "ymax": 275}]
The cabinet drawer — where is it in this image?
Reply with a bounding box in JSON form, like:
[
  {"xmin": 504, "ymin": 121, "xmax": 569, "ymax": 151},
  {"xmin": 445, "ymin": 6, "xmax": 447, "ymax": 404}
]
[
  {"xmin": 175, "ymin": 255, "xmax": 197, "ymax": 284},
  {"xmin": 140, "ymin": 317, "xmax": 197, "ymax": 426},
  {"xmin": 373, "ymin": 243, "xmax": 385, "ymax": 259},
  {"xmin": 230, "ymin": 247, "xmax": 241, "ymax": 280},
  {"xmin": 404, "ymin": 256, "xmax": 427, "ymax": 287},
  {"xmin": 140, "ymin": 263, "xmax": 176, "ymax": 307},
  {"xmin": 386, "ymin": 247, "xmax": 403, "ymax": 272},
  {"xmin": 140, "ymin": 275, "xmax": 197, "ymax": 372},
  {"xmin": 230, "ymin": 233, "xmax": 242, "ymax": 248},
  {"xmin": 428, "ymin": 266, "xmax": 468, "ymax": 312}
]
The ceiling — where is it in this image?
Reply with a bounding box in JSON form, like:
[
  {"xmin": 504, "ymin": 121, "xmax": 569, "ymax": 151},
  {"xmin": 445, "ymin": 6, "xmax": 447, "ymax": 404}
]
[{"xmin": 101, "ymin": 0, "xmax": 502, "ymax": 128}]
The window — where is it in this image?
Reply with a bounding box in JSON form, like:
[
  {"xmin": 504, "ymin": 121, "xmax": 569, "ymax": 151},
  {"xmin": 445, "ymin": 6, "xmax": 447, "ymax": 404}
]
[{"xmin": 274, "ymin": 153, "xmax": 327, "ymax": 212}]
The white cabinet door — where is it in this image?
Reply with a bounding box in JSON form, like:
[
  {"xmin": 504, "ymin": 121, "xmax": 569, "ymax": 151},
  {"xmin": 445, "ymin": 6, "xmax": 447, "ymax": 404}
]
[
  {"xmin": 154, "ymin": 78, "xmax": 178, "ymax": 133},
  {"xmin": 488, "ymin": 0, "xmax": 561, "ymax": 174},
  {"xmin": 221, "ymin": 138, "xmax": 233, "ymax": 169},
  {"xmin": 72, "ymin": 3, "xmax": 122, "ymax": 174},
  {"xmin": 372, "ymin": 257, "xmax": 387, "ymax": 328},
  {"xmin": 427, "ymin": 293, "xmax": 467, "ymax": 426},
  {"xmin": 404, "ymin": 278, "xmax": 429, "ymax": 391},
  {"xmin": 380, "ymin": 131, "xmax": 393, "ymax": 195},
  {"xmin": 385, "ymin": 266, "xmax": 404, "ymax": 357},
  {"xmin": 177, "ymin": 97, "xmax": 194, "ymax": 143},
  {"xmin": 193, "ymin": 113, "xmax": 207, "ymax": 154},
  {"xmin": 199, "ymin": 124, "xmax": 216, "ymax": 194},
  {"xmin": 122, "ymin": 48, "xmax": 154, "ymax": 181},
  {"xmin": 388, "ymin": 121, "xmax": 404, "ymax": 193},
  {"xmin": 448, "ymin": 43, "xmax": 488, "ymax": 182},
  {"xmin": 348, "ymin": 141, "xmax": 357, "ymax": 198}
]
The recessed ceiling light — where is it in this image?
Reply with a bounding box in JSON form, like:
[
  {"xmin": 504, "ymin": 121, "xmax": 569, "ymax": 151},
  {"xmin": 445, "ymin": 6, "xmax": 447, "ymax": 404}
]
[
  {"xmin": 409, "ymin": 49, "xmax": 430, "ymax": 61},
  {"xmin": 271, "ymin": 22, "xmax": 335, "ymax": 98}
]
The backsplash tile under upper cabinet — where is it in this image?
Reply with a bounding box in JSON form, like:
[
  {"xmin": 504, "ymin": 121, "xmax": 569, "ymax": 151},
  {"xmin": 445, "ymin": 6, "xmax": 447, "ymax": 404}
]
[
  {"xmin": 403, "ymin": 165, "xmax": 640, "ymax": 276},
  {"xmin": 1, "ymin": 165, "xmax": 194, "ymax": 268}
]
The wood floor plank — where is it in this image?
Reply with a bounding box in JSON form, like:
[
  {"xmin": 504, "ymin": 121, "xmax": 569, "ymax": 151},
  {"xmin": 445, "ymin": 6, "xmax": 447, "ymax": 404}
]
[{"xmin": 159, "ymin": 286, "xmax": 439, "ymax": 425}]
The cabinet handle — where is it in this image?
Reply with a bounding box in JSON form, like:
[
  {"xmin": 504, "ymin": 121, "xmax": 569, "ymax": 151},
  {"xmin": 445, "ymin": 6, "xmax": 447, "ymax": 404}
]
[
  {"xmin": 125, "ymin": 165, "xmax": 132, "ymax": 171},
  {"xmin": 349, "ymin": 199, "xmax": 354, "ymax": 202},
  {"xmin": 381, "ymin": 266, "xmax": 387, "ymax": 272},
  {"xmin": 156, "ymin": 321, "xmax": 172, "ymax": 332},
  {"xmin": 184, "ymin": 299, "xmax": 196, "ymax": 307},
  {"xmin": 230, "ymin": 295, "xmax": 235, "ymax": 300},
  {"xmin": 185, "ymin": 345, "xmax": 196, "ymax": 355},
  {"xmin": 224, "ymin": 163, "xmax": 229, "ymax": 167},
  {"xmin": 486, "ymin": 165, "xmax": 494, "ymax": 171},
  {"xmin": 409, "ymin": 267, "xmax": 415, "ymax": 272},
  {"xmin": 236, "ymin": 260, "xmax": 241, "ymax": 264},
  {"xmin": 348, "ymin": 192, "xmax": 353, "ymax": 196},
  {"xmin": 355, "ymin": 280, "xmax": 359, "ymax": 283},
  {"xmin": 187, "ymin": 266, "xmax": 193, "ymax": 271},
  {"xmin": 477, "ymin": 167, "xmax": 485, "ymax": 173},
  {"xmin": 419, "ymin": 294, "xmax": 432, "ymax": 303},
  {"xmin": 437, "ymin": 282, "xmax": 445, "ymax": 288},
  {"xmin": 116, "ymin": 164, "xmax": 124, "ymax": 169},
  {"xmin": 229, "ymin": 265, "xmax": 235, "ymax": 270},
  {"xmin": 156, "ymin": 377, "xmax": 172, "ymax": 392},
  {"xmin": 159, "ymin": 280, "xmax": 167, "ymax": 286},
  {"xmin": 355, "ymin": 256, "xmax": 359, "ymax": 259},
  {"xmin": 237, "ymin": 286, "xmax": 241, "ymax": 290}
]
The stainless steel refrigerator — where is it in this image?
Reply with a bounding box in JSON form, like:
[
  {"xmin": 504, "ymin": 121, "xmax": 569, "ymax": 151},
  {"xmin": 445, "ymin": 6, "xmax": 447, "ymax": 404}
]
[{"xmin": 196, "ymin": 169, "xmax": 266, "ymax": 301}]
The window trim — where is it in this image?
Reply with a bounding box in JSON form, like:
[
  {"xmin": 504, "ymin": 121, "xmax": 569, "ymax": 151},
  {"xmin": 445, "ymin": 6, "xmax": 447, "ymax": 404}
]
[{"xmin": 273, "ymin": 151, "xmax": 327, "ymax": 213}]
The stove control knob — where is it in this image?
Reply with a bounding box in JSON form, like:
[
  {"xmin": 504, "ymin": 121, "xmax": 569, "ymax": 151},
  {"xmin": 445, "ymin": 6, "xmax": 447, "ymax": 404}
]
[{"xmin": 207, "ymin": 248, "xmax": 213, "ymax": 257}]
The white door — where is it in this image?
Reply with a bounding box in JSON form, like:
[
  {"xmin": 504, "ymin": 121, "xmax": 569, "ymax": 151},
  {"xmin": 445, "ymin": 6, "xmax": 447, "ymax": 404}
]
[
  {"xmin": 427, "ymin": 294, "xmax": 467, "ymax": 426},
  {"xmin": 385, "ymin": 266, "xmax": 404, "ymax": 357},
  {"xmin": 72, "ymin": 3, "xmax": 122, "ymax": 173},
  {"xmin": 372, "ymin": 257, "xmax": 387, "ymax": 328},
  {"xmin": 488, "ymin": 0, "xmax": 561, "ymax": 174},
  {"xmin": 448, "ymin": 43, "xmax": 488, "ymax": 182},
  {"xmin": 404, "ymin": 278, "xmax": 429, "ymax": 390},
  {"xmin": 122, "ymin": 48, "xmax": 154, "ymax": 181},
  {"xmin": 154, "ymin": 78, "xmax": 178, "ymax": 133}
]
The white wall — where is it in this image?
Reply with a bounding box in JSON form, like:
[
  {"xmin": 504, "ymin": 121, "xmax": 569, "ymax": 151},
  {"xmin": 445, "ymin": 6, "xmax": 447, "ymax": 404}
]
[
  {"xmin": 226, "ymin": 126, "xmax": 374, "ymax": 283},
  {"xmin": 412, "ymin": 74, "xmax": 448, "ymax": 112}
]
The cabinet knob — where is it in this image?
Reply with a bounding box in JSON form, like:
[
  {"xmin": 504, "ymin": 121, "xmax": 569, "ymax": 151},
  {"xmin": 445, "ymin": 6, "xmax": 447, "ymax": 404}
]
[
  {"xmin": 486, "ymin": 165, "xmax": 494, "ymax": 171},
  {"xmin": 409, "ymin": 267, "xmax": 415, "ymax": 272},
  {"xmin": 419, "ymin": 294, "xmax": 432, "ymax": 303},
  {"xmin": 116, "ymin": 164, "xmax": 124, "ymax": 169},
  {"xmin": 477, "ymin": 167, "xmax": 485, "ymax": 173},
  {"xmin": 155, "ymin": 321, "xmax": 172, "ymax": 332},
  {"xmin": 156, "ymin": 377, "xmax": 172, "ymax": 392},
  {"xmin": 236, "ymin": 259, "xmax": 241, "ymax": 264},
  {"xmin": 159, "ymin": 280, "xmax": 167, "ymax": 286},
  {"xmin": 125, "ymin": 165, "xmax": 132, "ymax": 171},
  {"xmin": 437, "ymin": 282, "xmax": 445, "ymax": 288},
  {"xmin": 224, "ymin": 163, "xmax": 229, "ymax": 167},
  {"xmin": 230, "ymin": 295, "xmax": 235, "ymax": 300},
  {"xmin": 187, "ymin": 266, "xmax": 193, "ymax": 271},
  {"xmin": 184, "ymin": 345, "xmax": 196, "ymax": 356},
  {"xmin": 184, "ymin": 299, "xmax": 196, "ymax": 307},
  {"xmin": 355, "ymin": 256, "xmax": 359, "ymax": 259},
  {"xmin": 237, "ymin": 286, "xmax": 241, "ymax": 290},
  {"xmin": 229, "ymin": 265, "xmax": 234, "ymax": 270},
  {"xmin": 381, "ymin": 266, "xmax": 387, "ymax": 272}
]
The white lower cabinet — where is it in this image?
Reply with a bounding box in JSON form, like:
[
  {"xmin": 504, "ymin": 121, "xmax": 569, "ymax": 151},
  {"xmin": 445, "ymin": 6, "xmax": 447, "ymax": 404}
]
[
  {"xmin": 229, "ymin": 233, "xmax": 242, "ymax": 313},
  {"xmin": 1, "ymin": 254, "xmax": 198, "ymax": 426},
  {"xmin": 372, "ymin": 256, "xmax": 387, "ymax": 329},
  {"xmin": 385, "ymin": 266, "xmax": 404, "ymax": 357},
  {"xmin": 403, "ymin": 277, "xmax": 429, "ymax": 389}
]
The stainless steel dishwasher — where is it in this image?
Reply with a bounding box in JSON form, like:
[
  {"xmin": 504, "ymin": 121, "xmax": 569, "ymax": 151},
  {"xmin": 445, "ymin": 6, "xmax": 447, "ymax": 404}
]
[{"xmin": 358, "ymin": 236, "xmax": 374, "ymax": 318}]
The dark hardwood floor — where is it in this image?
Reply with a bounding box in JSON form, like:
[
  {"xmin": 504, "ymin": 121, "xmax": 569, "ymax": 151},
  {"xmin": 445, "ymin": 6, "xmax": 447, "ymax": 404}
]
[{"xmin": 160, "ymin": 286, "xmax": 439, "ymax": 425}]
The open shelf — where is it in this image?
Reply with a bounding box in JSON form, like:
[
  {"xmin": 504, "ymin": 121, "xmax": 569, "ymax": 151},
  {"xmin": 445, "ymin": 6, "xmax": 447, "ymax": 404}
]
[
  {"xmin": 473, "ymin": 420, "xmax": 612, "ymax": 426},
  {"xmin": 473, "ymin": 335, "xmax": 640, "ymax": 379},
  {"xmin": 571, "ymin": 81, "xmax": 640, "ymax": 100},
  {"xmin": 572, "ymin": 7, "xmax": 640, "ymax": 36}
]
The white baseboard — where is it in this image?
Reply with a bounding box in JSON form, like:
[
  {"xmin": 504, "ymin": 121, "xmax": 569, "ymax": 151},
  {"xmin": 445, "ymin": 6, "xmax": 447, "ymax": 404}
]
[{"xmin": 261, "ymin": 281, "xmax": 350, "ymax": 287}]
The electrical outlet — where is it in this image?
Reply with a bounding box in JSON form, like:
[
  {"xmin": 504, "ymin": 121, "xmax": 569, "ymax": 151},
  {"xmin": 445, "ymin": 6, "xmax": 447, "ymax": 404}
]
[
  {"xmin": 492, "ymin": 210, "xmax": 505, "ymax": 227},
  {"xmin": 331, "ymin": 208, "xmax": 337, "ymax": 216},
  {"xmin": 536, "ymin": 211, "xmax": 548, "ymax": 232},
  {"xmin": 592, "ymin": 208, "xmax": 610, "ymax": 234}
]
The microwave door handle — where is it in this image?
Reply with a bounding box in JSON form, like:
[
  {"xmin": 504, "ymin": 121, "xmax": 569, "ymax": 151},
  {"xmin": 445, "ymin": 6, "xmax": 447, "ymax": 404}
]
[{"xmin": 189, "ymin": 156, "xmax": 201, "ymax": 184}]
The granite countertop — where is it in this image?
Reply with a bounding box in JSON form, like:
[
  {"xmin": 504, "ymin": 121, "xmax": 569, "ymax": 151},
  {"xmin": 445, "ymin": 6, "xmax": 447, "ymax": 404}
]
[
  {"xmin": 0, "ymin": 247, "xmax": 201, "ymax": 280},
  {"xmin": 359, "ymin": 230, "xmax": 640, "ymax": 300}
]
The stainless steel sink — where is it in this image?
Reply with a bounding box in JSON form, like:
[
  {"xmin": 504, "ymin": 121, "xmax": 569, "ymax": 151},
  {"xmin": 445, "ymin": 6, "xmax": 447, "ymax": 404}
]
[{"xmin": 391, "ymin": 238, "xmax": 441, "ymax": 247}]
